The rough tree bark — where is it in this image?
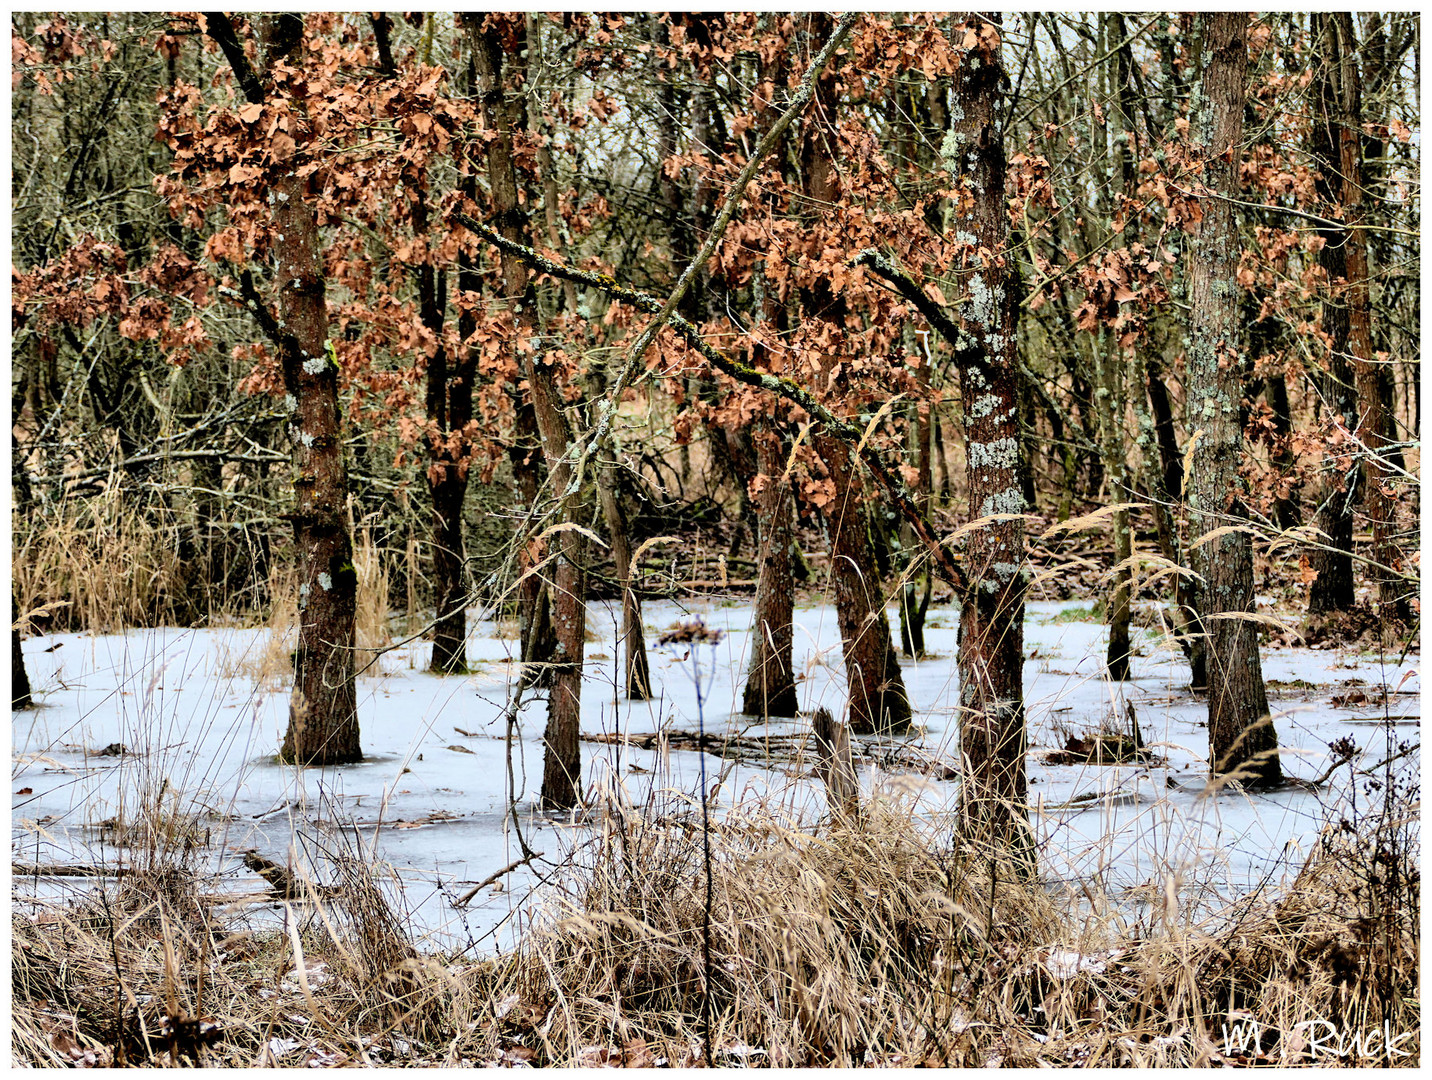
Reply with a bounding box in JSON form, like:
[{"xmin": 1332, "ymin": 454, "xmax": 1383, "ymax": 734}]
[
  {"xmin": 208, "ymin": 12, "xmax": 360, "ymax": 765},
  {"xmin": 1305, "ymin": 13, "xmax": 1359, "ymax": 617},
  {"xmin": 944, "ymin": 13, "xmax": 1029, "ymax": 849},
  {"xmin": 742, "ymin": 419, "xmax": 798, "ymax": 718},
  {"xmin": 1187, "ymin": 12, "xmax": 1281, "ymax": 787},
  {"xmin": 1330, "ymin": 12, "xmax": 1410, "ymax": 626},
  {"xmin": 473, "ymin": 15, "xmax": 584, "ymax": 809},
  {"xmin": 528, "ymin": 344, "xmax": 587, "ymax": 810},
  {"xmin": 820, "ymin": 432, "xmax": 913, "ymax": 735},
  {"xmin": 799, "ymin": 13, "xmax": 912, "ymax": 736}
]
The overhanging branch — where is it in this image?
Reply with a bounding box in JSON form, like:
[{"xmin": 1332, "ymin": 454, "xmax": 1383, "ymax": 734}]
[
  {"xmin": 450, "ymin": 210, "xmax": 969, "ymax": 593},
  {"xmin": 852, "ymin": 247, "xmax": 996, "ymax": 381}
]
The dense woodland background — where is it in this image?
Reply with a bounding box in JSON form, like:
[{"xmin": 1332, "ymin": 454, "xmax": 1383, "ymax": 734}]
[
  {"xmin": 13, "ymin": 11, "xmax": 1419, "ymax": 771},
  {"xmin": 8, "ymin": 12, "xmax": 1421, "ymax": 1068}
]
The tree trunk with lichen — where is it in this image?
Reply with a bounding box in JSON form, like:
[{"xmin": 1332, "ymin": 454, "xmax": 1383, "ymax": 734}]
[
  {"xmin": 945, "ymin": 14, "xmax": 1029, "ymax": 853},
  {"xmin": 207, "ymin": 13, "xmax": 361, "ymax": 766},
  {"xmin": 1186, "ymin": 12, "xmax": 1281, "ymax": 788},
  {"xmin": 474, "ymin": 15, "xmax": 584, "ymax": 809},
  {"xmin": 742, "ymin": 420, "xmax": 798, "ymax": 718}
]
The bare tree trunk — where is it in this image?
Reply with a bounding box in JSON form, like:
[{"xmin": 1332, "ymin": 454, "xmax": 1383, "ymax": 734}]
[
  {"xmin": 1094, "ymin": 332, "xmax": 1132, "ymax": 681},
  {"xmin": 530, "ymin": 348, "xmax": 587, "ymax": 810},
  {"xmin": 12, "ymin": 591, "xmax": 33, "ymax": 709},
  {"xmin": 1187, "ymin": 12, "xmax": 1280, "ymax": 788},
  {"xmin": 206, "ymin": 12, "xmax": 361, "ymax": 766},
  {"xmin": 819, "ymin": 435, "xmax": 913, "ymax": 735},
  {"xmin": 1265, "ymin": 373, "xmax": 1301, "ymax": 530},
  {"xmin": 899, "ymin": 341, "xmax": 935, "ymax": 660},
  {"xmin": 1099, "ymin": 16, "xmax": 1136, "ymax": 682},
  {"xmin": 799, "ymin": 12, "xmax": 911, "ymax": 737},
  {"xmin": 1306, "ymin": 13, "xmax": 1358, "ymax": 617},
  {"xmin": 473, "ymin": 15, "xmax": 584, "ymax": 809},
  {"xmin": 1331, "ymin": 12, "xmax": 1410, "ymax": 626},
  {"xmin": 418, "ymin": 223, "xmax": 473, "ymax": 675},
  {"xmin": 946, "ymin": 14, "xmax": 1029, "ymax": 852},
  {"xmin": 588, "ymin": 361, "xmax": 650, "ymax": 700},
  {"xmin": 742, "ymin": 420, "xmax": 798, "ymax": 718}
]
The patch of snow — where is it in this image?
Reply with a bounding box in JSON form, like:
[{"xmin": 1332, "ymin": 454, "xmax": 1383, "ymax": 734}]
[{"xmin": 11, "ymin": 597, "xmax": 1419, "ymax": 952}]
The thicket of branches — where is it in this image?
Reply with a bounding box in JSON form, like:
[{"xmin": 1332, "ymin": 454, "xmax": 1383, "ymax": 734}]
[
  {"xmin": 9, "ymin": 13, "xmax": 1422, "ymax": 1067},
  {"xmin": 12, "ymin": 11, "xmax": 1420, "ymax": 792}
]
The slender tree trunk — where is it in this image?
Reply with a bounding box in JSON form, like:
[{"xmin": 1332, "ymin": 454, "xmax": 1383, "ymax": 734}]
[
  {"xmin": 529, "ymin": 347, "xmax": 587, "ymax": 810},
  {"xmin": 1145, "ymin": 358, "xmax": 1205, "ymax": 687},
  {"xmin": 427, "ymin": 462, "xmax": 469, "ymax": 673},
  {"xmin": 208, "ymin": 13, "xmax": 361, "ymax": 766},
  {"xmin": 511, "ymin": 404, "xmax": 555, "ymax": 684},
  {"xmin": 819, "ymin": 433, "xmax": 912, "ymax": 735},
  {"xmin": 12, "ymin": 591, "xmax": 33, "ymax": 709},
  {"xmin": 376, "ymin": 15, "xmax": 472, "ymax": 675},
  {"xmin": 1331, "ymin": 12, "xmax": 1410, "ymax": 626},
  {"xmin": 946, "ymin": 14, "xmax": 1029, "ymax": 852},
  {"xmin": 418, "ymin": 253, "xmax": 474, "ymax": 675},
  {"xmin": 1187, "ymin": 12, "xmax": 1280, "ymax": 788},
  {"xmin": 474, "ymin": 15, "xmax": 584, "ymax": 809},
  {"xmin": 1100, "ymin": 15, "xmax": 1136, "ymax": 682},
  {"xmin": 1266, "ymin": 373, "xmax": 1301, "ymax": 530},
  {"xmin": 742, "ymin": 420, "xmax": 798, "ymax": 718},
  {"xmin": 798, "ymin": 13, "xmax": 911, "ymax": 736},
  {"xmin": 1305, "ymin": 13, "xmax": 1358, "ymax": 616},
  {"xmin": 588, "ymin": 361, "xmax": 650, "ymax": 699},
  {"xmin": 527, "ymin": 13, "xmax": 579, "ymax": 315},
  {"xmin": 899, "ymin": 337, "xmax": 935, "ymax": 659},
  {"xmin": 1093, "ymin": 332, "xmax": 1132, "ymax": 680},
  {"xmin": 741, "ymin": 248, "xmax": 798, "ymax": 718}
]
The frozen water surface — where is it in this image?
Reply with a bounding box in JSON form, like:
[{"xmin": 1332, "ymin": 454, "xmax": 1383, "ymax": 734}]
[{"xmin": 11, "ymin": 598, "xmax": 1420, "ymax": 952}]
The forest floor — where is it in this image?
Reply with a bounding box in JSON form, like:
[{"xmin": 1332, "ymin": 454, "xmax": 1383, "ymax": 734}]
[{"xmin": 11, "ymin": 593, "xmax": 1420, "ymax": 1066}]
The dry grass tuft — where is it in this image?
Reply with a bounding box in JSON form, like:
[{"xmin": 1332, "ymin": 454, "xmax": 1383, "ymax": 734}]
[
  {"xmin": 13, "ymin": 492, "xmax": 192, "ymax": 633},
  {"xmin": 11, "ymin": 762, "xmax": 1418, "ymax": 1068},
  {"xmin": 353, "ymin": 529, "xmax": 393, "ymax": 655},
  {"xmin": 440, "ymin": 782, "xmax": 1420, "ymax": 1067},
  {"xmin": 212, "ymin": 531, "xmax": 394, "ymax": 686}
]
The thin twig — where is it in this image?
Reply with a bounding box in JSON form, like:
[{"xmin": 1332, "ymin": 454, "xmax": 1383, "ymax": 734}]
[{"xmin": 452, "ymin": 853, "xmax": 545, "ymax": 908}]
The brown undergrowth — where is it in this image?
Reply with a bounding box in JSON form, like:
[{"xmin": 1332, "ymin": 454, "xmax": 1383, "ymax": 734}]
[{"xmin": 11, "ymin": 762, "xmax": 1418, "ymax": 1068}]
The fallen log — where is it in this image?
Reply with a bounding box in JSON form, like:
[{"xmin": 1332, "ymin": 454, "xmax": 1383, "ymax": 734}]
[{"xmin": 11, "ymin": 861, "xmax": 133, "ymax": 878}]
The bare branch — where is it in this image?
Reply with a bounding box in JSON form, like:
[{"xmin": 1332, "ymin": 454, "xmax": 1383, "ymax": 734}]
[{"xmin": 449, "ymin": 210, "xmax": 969, "ymax": 593}]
